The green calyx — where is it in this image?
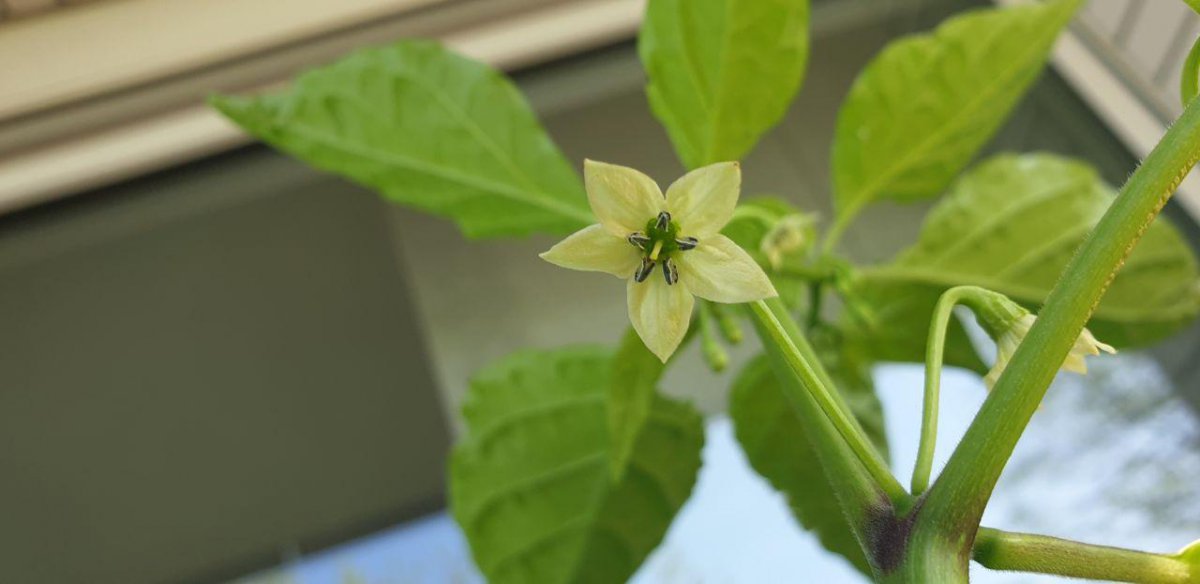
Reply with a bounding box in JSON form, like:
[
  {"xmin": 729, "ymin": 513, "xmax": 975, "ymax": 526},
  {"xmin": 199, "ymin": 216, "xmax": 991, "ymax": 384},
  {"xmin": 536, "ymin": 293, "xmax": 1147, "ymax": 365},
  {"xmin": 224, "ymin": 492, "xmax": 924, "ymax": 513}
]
[{"xmin": 957, "ymin": 287, "xmax": 1029, "ymax": 338}]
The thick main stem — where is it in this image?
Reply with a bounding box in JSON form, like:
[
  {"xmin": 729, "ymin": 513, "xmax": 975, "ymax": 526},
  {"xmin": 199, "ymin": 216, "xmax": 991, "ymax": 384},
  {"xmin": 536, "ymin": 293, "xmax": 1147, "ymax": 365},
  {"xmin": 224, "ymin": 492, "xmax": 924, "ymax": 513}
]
[
  {"xmin": 974, "ymin": 528, "xmax": 1197, "ymax": 584},
  {"xmin": 916, "ymin": 91, "xmax": 1200, "ymax": 557}
]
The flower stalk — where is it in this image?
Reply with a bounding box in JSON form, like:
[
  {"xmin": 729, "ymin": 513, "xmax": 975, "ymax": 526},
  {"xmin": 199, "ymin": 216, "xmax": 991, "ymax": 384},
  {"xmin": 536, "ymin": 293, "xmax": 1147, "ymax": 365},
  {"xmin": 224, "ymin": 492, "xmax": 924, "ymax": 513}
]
[
  {"xmin": 911, "ymin": 286, "xmax": 1115, "ymax": 494},
  {"xmin": 911, "ymin": 285, "xmax": 974, "ymax": 495}
]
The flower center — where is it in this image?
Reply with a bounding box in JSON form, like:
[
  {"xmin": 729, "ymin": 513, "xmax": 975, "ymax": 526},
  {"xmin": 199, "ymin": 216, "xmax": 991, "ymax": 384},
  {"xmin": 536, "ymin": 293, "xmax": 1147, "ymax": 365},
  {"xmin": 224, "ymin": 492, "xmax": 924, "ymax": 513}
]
[{"xmin": 627, "ymin": 211, "xmax": 699, "ymax": 285}]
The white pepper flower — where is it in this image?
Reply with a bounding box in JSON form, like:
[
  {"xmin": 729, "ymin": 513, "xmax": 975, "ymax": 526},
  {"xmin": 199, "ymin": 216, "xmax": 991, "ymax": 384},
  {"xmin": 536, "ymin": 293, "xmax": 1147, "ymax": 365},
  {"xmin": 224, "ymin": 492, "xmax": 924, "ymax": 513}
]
[
  {"xmin": 541, "ymin": 160, "xmax": 777, "ymax": 362},
  {"xmin": 985, "ymin": 312, "xmax": 1117, "ymax": 389}
]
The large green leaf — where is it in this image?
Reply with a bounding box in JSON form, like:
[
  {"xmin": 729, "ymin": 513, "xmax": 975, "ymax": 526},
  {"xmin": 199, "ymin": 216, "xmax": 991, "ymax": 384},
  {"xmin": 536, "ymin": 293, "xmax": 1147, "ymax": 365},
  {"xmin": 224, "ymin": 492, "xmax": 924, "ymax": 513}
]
[
  {"xmin": 639, "ymin": 0, "xmax": 810, "ymax": 169},
  {"xmin": 855, "ymin": 154, "xmax": 1200, "ymax": 365},
  {"xmin": 730, "ymin": 335, "xmax": 888, "ymax": 577},
  {"xmin": 451, "ymin": 346, "xmax": 704, "ymax": 584},
  {"xmin": 831, "ymin": 0, "xmax": 1080, "ymax": 225},
  {"xmin": 211, "ymin": 40, "xmax": 592, "ymax": 239},
  {"xmin": 607, "ymin": 328, "xmax": 666, "ymax": 480}
]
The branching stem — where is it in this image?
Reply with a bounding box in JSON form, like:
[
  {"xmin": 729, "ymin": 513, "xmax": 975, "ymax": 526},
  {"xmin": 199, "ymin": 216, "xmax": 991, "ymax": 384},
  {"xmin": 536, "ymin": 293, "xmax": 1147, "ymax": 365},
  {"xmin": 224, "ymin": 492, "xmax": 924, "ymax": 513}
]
[
  {"xmin": 749, "ymin": 298, "xmax": 907, "ymax": 504},
  {"xmin": 973, "ymin": 528, "xmax": 1197, "ymax": 584}
]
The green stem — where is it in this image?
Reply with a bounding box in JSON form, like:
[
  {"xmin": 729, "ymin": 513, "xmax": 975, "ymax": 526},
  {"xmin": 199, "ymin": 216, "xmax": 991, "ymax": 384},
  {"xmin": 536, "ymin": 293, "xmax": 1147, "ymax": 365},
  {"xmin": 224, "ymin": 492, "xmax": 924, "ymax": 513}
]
[
  {"xmin": 807, "ymin": 282, "xmax": 825, "ymax": 329},
  {"xmin": 709, "ymin": 301, "xmax": 743, "ymax": 344},
  {"xmin": 747, "ymin": 299, "xmax": 897, "ymax": 572},
  {"xmin": 823, "ymin": 200, "xmax": 863, "ymax": 253},
  {"xmin": 973, "ymin": 528, "xmax": 1197, "ymax": 584},
  {"xmin": 775, "ymin": 264, "xmax": 836, "ymax": 282},
  {"xmin": 917, "ymin": 91, "xmax": 1200, "ymax": 551},
  {"xmin": 749, "ymin": 298, "xmax": 908, "ymax": 504},
  {"xmin": 911, "ymin": 286, "xmax": 977, "ymax": 494}
]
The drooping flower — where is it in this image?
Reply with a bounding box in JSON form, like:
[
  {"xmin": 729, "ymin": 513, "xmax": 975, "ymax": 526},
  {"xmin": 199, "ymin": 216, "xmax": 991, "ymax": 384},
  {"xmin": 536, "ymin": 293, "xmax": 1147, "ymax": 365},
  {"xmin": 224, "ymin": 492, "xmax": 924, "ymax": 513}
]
[
  {"xmin": 540, "ymin": 160, "xmax": 777, "ymax": 362},
  {"xmin": 984, "ymin": 312, "xmax": 1117, "ymax": 389}
]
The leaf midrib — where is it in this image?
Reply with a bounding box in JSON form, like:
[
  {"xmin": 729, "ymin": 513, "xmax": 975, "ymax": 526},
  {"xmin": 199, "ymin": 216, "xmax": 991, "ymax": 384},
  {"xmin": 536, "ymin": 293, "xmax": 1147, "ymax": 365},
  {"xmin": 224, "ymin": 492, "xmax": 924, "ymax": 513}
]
[
  {"xmin": 276, "ymin": 122, "xmax": 593, "ymax": 224},
  {"xmin": 920, "ymin": 173, "xmax": 1092, "ymax": 266},
  {"xmin": 702, "ymin": 0, "xmax": 738, "ymax": 165}
]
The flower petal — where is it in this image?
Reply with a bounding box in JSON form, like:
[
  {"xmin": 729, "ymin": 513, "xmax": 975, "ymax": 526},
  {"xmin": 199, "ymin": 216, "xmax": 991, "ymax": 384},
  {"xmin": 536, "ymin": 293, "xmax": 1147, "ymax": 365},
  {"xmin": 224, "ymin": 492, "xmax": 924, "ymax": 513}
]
[
  {"xmin": 540, "ymin": 224, "xmax": 640, "ymax": 279},
  {"xmin": 985, "ymin": 333, "xmax": 1020, "ymax": 389},
  {"xmin": 665, "ymin": 161, "xmax": 740, "ymax": 237},
  {"xmin": 677, "ymin": 235, "xmax": 777, "ymax": 303},
  {"xmin": 1078, "ymin": 328, "xmax": 1116, "ymax": 355},
  {"xmin": 1061, "ymin": 353, "xmax": 1088, "ymax": 375},
  {"xmin": 585, "ymin": 159, "xmax": 664, "ymax": 236},
  {"xmin": 627, "ymin": 276, "xmax": 693, "ymax": 362},
  {"xmin": 984, "ymin": 362, "xmax": 1006, "ymax": 390}
]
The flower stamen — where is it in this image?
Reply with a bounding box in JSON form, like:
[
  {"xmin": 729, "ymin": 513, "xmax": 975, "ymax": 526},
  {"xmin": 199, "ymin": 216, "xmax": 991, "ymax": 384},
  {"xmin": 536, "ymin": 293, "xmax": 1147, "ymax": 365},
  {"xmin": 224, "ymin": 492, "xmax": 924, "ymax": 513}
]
[
  {"xmin": 627, "ymin": 232, "xmax": 650, "ymax": 250},
  {"xmin": 634, "ymin": 257, "xmax": 657, "ymax": 282},
  {"xmin": 655, "ymin": 211, "xmax": 671, "ymax": 230},
  {"xmin": 662, "ymin": 257, "xmax": 679, "ymax": 285},
  {"xmin": 631, "ymin": 213, "xmax": 697, "ymax": 284}
]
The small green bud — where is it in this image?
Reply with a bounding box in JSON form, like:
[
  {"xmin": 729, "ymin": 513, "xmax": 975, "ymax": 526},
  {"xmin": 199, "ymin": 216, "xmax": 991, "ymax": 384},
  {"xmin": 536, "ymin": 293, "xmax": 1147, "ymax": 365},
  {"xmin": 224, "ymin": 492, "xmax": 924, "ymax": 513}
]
[
  {"xmin": 760, "ymin": 213, "xmax": 817, "ymax": 270},
  {"xmin": 960, "ymin": 287, "xmax": 1029, "ymax": 338},
  {"xmin": 698, "ymin": 302, "xmax": 729, "ymax": 372},
  {"xmin": 708, "ymin": 302, "xmax": 743, "ymax": 345}
]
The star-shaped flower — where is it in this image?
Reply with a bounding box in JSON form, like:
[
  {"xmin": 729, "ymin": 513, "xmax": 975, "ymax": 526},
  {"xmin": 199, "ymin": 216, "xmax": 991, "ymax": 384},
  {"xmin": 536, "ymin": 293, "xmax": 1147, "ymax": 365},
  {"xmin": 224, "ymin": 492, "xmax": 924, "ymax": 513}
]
[
  {"xmin": 985, "ymin": 312, "xmax": 1117, "ymax": 389},
  {"xmin": 541, "ymin": 160, "xmax": 777, "ymax": 362}
]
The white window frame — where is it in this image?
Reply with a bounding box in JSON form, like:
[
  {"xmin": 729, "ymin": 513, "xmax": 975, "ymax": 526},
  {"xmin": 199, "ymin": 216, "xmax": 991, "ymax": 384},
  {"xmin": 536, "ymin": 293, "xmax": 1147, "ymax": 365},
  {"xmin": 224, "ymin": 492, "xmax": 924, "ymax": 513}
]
[
  {"xmin": 993, "ymin": 0, "xmax": 1200, "ymax": 218},
  {"xmin": 4, "ymin": 0, "xmax": 1196, "ymax": 220},
  {"xmin": 0, "ymin": 0, "xmax": 643, "ymax": 213}
]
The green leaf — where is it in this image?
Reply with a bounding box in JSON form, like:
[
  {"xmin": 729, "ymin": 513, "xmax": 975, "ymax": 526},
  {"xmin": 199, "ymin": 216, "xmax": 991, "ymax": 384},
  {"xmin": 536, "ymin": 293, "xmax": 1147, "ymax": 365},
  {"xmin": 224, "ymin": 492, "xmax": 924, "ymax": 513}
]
[
  {"xmin": 607, "ymin": 328, "xmax": 666, "ymax": 480},
  {"xmin": 451, "ymin": 346, "xmax": 704, "ymax": 584},
  {"xmin": 1187, "ymin": 0, "xmax": 1200, "ymax": 14},
  {"xmin": 639, "ymin": 0, "xmax": 810, "ymax": 169},
  {"xmin": 831, "ymin": 0, "xmax": 1080, "ymax": 227},
  {"xmin": 857, "ymin": 153, "xmax": 1200, "ymax": 360},
  {"xmin": 211, "ymin": 40, "xmax": 592, "ymax": 239},
  {"xmin": 729, "ymin": 335, "xmax": 888, "ymax": 577}
]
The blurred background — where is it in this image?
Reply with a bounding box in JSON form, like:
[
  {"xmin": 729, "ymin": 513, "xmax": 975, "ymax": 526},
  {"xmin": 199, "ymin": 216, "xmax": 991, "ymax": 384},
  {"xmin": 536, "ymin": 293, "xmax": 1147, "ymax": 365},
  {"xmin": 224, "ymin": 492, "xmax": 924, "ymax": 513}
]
[{"xmin": 2, "ymin": 0, "xmax": 1199, "ymax": 582}]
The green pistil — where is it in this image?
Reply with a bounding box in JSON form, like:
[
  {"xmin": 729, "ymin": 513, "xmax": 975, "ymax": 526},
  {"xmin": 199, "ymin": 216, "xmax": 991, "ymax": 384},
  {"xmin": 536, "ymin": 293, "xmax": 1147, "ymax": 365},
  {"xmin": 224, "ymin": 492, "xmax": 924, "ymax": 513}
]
[
  {"xmin": 629, "ymin": 212, "xmax": 696, "ymax": 285},
  {"xmin": 643, "ymin": 215, "xmax": 682, "ymax": 257}
]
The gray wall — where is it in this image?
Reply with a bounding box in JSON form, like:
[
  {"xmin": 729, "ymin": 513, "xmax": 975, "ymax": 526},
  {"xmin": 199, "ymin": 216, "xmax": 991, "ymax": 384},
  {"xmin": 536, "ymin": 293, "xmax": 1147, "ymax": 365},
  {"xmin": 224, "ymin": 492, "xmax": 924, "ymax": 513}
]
[{"xmin": 0, "ymin": 152, "xmax": 449, "ymax": 584}]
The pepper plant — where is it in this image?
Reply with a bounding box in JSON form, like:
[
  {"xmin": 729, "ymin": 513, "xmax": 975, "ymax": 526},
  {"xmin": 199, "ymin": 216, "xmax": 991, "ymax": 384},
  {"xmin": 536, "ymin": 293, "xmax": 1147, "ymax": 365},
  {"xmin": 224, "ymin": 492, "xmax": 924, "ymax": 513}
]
[{"xmin": 212, "ymin": 0, "xmax": 1200, "ymax": 581}]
